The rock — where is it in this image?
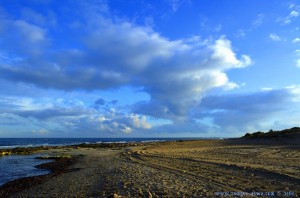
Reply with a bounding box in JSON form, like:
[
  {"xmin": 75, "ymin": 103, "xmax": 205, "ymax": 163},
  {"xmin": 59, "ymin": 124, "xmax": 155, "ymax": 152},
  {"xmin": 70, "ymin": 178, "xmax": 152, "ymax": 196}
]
[
  {"xmin": 36, "ymin": 154, "xmax": 72, "ymax": 159},
  {"xmin": 146, "ymin": 190, "xmax": 153, "ymax": 198},
  {"xmin": 107, "ymin": 194, "xmax": 122, "ymax": 198},
  {"xmin": 114, "ymin": 194, "xmax": 122, "ymax": 198},
  {"xmin": 0, "ymin": 151, "xmax": 11, "ymax": 155}
]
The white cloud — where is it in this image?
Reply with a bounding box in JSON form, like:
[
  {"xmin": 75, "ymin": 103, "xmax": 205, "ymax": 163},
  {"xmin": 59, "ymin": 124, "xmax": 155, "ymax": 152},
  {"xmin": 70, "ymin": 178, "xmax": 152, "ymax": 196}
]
[
  {"xmin": 32, "ymin": 128, "xmax": 48, "ymax": 135},
  {"xmin": 0, "ymin": 96, "xmax": 152, "ymax": 135},
  {"xmin": 211, "ymin": 39, "xmax": 249, "ymax": 68},
  {"xmin": 283, "ymin": 19, "xmax": 291, "ymax": 24},
  {"xmin": 128, "ymin": 114, "xmax": 152, "ymax": 129},
  {"xmin": 297, "ymin": 59, "xmax": 300, "ymax": 67},
  {"xmin": 133, "ymin": 37, "xmax": 251, "ymax": 119},
  {"xmin": 292, "ymin": 38, "xmax": 300, "ymax": 43},
  {"xmin": 0, "ymin": 14, "xmax": 48, "ymax": 57},
  {"xmin": 295, "ymin": 50, "xmax": 300, "ymax": 55},
  {"xmin": 64, "ymin": 112, "xmax": 152, "ymax": 134},
  {"xmin": 1, "ymin": 81, "xmax": 299, "ymax": 137},
  {"xmin": 278, "ymin": 10, "xmax": 299, "ymax": 25},
  {"xmin": 168, "ymin": 0, "xmax": 180, "ymax": 12},
  {"xmin": 261, "ymin": 87, "xmax": 273, "ymax": 91},
  {"xmin": 223, "ymin": 82, "xmax": 240, "ymax": 90},
  {"xmin": 289, "ymin": 4, "xmax": 295, "ymax": 9},
  {"xmin": 143, "ymin": 86, "xmax": 300, "ymax": 137},
  {"xmin": 286, "ymin": 85, "xmax": 300, "ymax": 101},
  {"xmin": 238, "ymin": 55, "xmax": 252, "ymax": 67},
  {"xmin": 269, "ymin": 33, "xmax": 281, "ymax": 41},
  {"xmin": 0, "ymin": 10, "xmax": 251, "ymax": 120},
  {"xmin": 166, "ymin": 0, "xmax": 190, "ymax": 12},
  {"xmin": 0, "ymin": 0, "xmax": 257, "ymax": 136},
  {"xmin": 235, "ymin": 29, "xmax": 246, "ymax": 38},
  {"xmin": 252, "ymin": 14, "xmax": 265, "ymax": 27},
  {"xmin": 14, "ymin": 20, "xmax": 46, "ymax": 43},
  {"xmin": 194, "ymin": 86, "xmax": 300, "ymax": 134},
  {"xmin": 290, "ymin": 11, "xmax": 299, "ymax": 17},
  {"xmin": 21, "ymin": 8, "xmax": 48, "ymax": 26}
]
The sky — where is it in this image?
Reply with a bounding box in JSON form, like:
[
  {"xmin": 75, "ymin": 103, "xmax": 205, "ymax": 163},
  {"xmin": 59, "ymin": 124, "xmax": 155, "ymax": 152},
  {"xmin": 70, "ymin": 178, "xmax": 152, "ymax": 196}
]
[{"xmin": 0, "ymin": 0, "xmax": 300, "ymax": 138}]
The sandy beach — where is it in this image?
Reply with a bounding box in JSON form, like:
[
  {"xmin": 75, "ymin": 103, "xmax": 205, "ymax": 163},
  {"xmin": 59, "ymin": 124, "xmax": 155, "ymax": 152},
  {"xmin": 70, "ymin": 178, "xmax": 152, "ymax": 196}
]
[{"xmin": 0, "ymin": 139, "xmax": 299, "ymax": 198}]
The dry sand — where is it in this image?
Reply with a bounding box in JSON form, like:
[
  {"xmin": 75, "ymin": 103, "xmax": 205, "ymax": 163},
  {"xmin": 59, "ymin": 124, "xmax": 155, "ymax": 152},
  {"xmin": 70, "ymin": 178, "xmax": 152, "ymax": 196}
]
[{"xmin": 1, "ymin": 139, "xmax": 299, "ymax": 197}]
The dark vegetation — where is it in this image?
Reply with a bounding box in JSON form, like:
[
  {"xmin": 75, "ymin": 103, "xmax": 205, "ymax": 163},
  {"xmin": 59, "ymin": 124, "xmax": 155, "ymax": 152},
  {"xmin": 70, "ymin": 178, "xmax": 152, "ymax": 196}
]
[{"xmin": 243, "ymin": 127, "xmax": 300, "ymax": 139}]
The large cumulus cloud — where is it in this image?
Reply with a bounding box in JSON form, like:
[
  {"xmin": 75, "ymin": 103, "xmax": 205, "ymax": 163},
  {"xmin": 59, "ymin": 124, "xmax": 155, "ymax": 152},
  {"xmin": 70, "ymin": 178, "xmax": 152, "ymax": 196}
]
[{"xmin": 0, "ymin": 1, "xmax": 251, "ymax": 121}]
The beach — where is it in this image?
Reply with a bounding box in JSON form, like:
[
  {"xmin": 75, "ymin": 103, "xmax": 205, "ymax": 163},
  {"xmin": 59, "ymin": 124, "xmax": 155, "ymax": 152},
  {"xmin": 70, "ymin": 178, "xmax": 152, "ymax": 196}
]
[{"xmin": 0, "ymin": 139, "xmax": 299, "ymax": 197}]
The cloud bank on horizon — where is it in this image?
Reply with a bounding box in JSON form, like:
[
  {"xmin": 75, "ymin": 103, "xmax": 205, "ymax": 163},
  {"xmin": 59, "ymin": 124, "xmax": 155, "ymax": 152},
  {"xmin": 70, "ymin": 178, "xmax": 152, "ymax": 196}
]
[{"xmin": 0, "ymin": 0, "xmax": 299, "ymax": 137}]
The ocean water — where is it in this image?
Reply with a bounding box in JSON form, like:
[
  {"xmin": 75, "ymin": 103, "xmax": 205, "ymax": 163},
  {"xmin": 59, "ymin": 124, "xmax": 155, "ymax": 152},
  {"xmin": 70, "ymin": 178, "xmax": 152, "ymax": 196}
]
[
  {"xmin": 0, "ymin": 154, "xmax": 53, "ymax": 186},
  {"xmin": 0, "ymin": 138, "xmax": 192, "ymax": 149},
  {"xmin": 0, "ymin": 137, "xmax": 204, "ymax": 186}
]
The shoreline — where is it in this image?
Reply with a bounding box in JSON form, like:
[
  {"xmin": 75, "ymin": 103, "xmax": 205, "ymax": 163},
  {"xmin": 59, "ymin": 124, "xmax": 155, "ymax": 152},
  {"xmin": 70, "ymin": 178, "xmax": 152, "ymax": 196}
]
[
  {"xmin": 0, "ymin": 139, "xmax": 299, "ymax": 197},
  {"xmin": 0, "ymin": 137, "xmax": 211, "ymax": 151},
  {"xmin": 0, "ymin": 156, "xmax": 78, "ymax": 197},
  {"xmin": 0, "ymin": 141, "xmax": 161, "ymax": 196}
]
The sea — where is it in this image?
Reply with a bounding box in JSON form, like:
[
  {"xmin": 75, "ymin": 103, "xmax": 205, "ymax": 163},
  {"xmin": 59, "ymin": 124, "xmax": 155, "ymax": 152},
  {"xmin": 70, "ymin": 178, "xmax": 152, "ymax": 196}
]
[
  {"xmin": 0, "ymin": 137, "xmax": 204, "ymax": 186},
  {"xmin": 0, "ymin": 137, "xmax": 197, "ymax": 149}
]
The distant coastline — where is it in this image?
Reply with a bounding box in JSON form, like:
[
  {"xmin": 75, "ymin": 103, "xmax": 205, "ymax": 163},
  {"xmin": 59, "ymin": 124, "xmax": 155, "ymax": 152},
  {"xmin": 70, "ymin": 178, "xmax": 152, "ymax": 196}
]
[{"xmin": 0, "ymin": 137, "xmax": 217, "ymax": 150}]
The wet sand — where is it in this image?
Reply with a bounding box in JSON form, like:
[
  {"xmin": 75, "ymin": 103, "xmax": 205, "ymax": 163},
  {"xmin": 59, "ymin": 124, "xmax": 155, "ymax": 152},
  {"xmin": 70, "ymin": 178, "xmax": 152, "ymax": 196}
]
[{"xmin": 1, "ymin": 139, "xmax": 299, "ymax": 197}]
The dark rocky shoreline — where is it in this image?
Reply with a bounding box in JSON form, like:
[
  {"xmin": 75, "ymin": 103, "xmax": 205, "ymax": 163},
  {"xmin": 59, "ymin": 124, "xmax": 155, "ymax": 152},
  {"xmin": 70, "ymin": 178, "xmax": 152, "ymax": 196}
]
[
  {"xmin": 0, "ymin": 142, "xmax": 156, "ymax": 156},
  {"xmin": 0, "ymin": 141, "xmax": 159, "ymax": 197},
  {"xmin": 0, "ymin": 156, "xmax": 78, "ymax": 197}
]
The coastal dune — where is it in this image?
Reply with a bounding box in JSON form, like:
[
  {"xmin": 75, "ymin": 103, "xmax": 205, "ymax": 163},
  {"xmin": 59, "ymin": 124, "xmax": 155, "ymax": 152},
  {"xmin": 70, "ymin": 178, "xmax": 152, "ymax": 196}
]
[{"xmin": 1, "ymin": 139, "xmax": 299, "ymax": 197}]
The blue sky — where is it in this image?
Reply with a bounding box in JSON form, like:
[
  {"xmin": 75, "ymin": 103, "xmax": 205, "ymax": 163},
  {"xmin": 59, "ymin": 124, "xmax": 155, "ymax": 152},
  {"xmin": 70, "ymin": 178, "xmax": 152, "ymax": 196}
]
[{"xmin": 0, "ymin": 0, "xmax": 300, "ymax": 138}]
